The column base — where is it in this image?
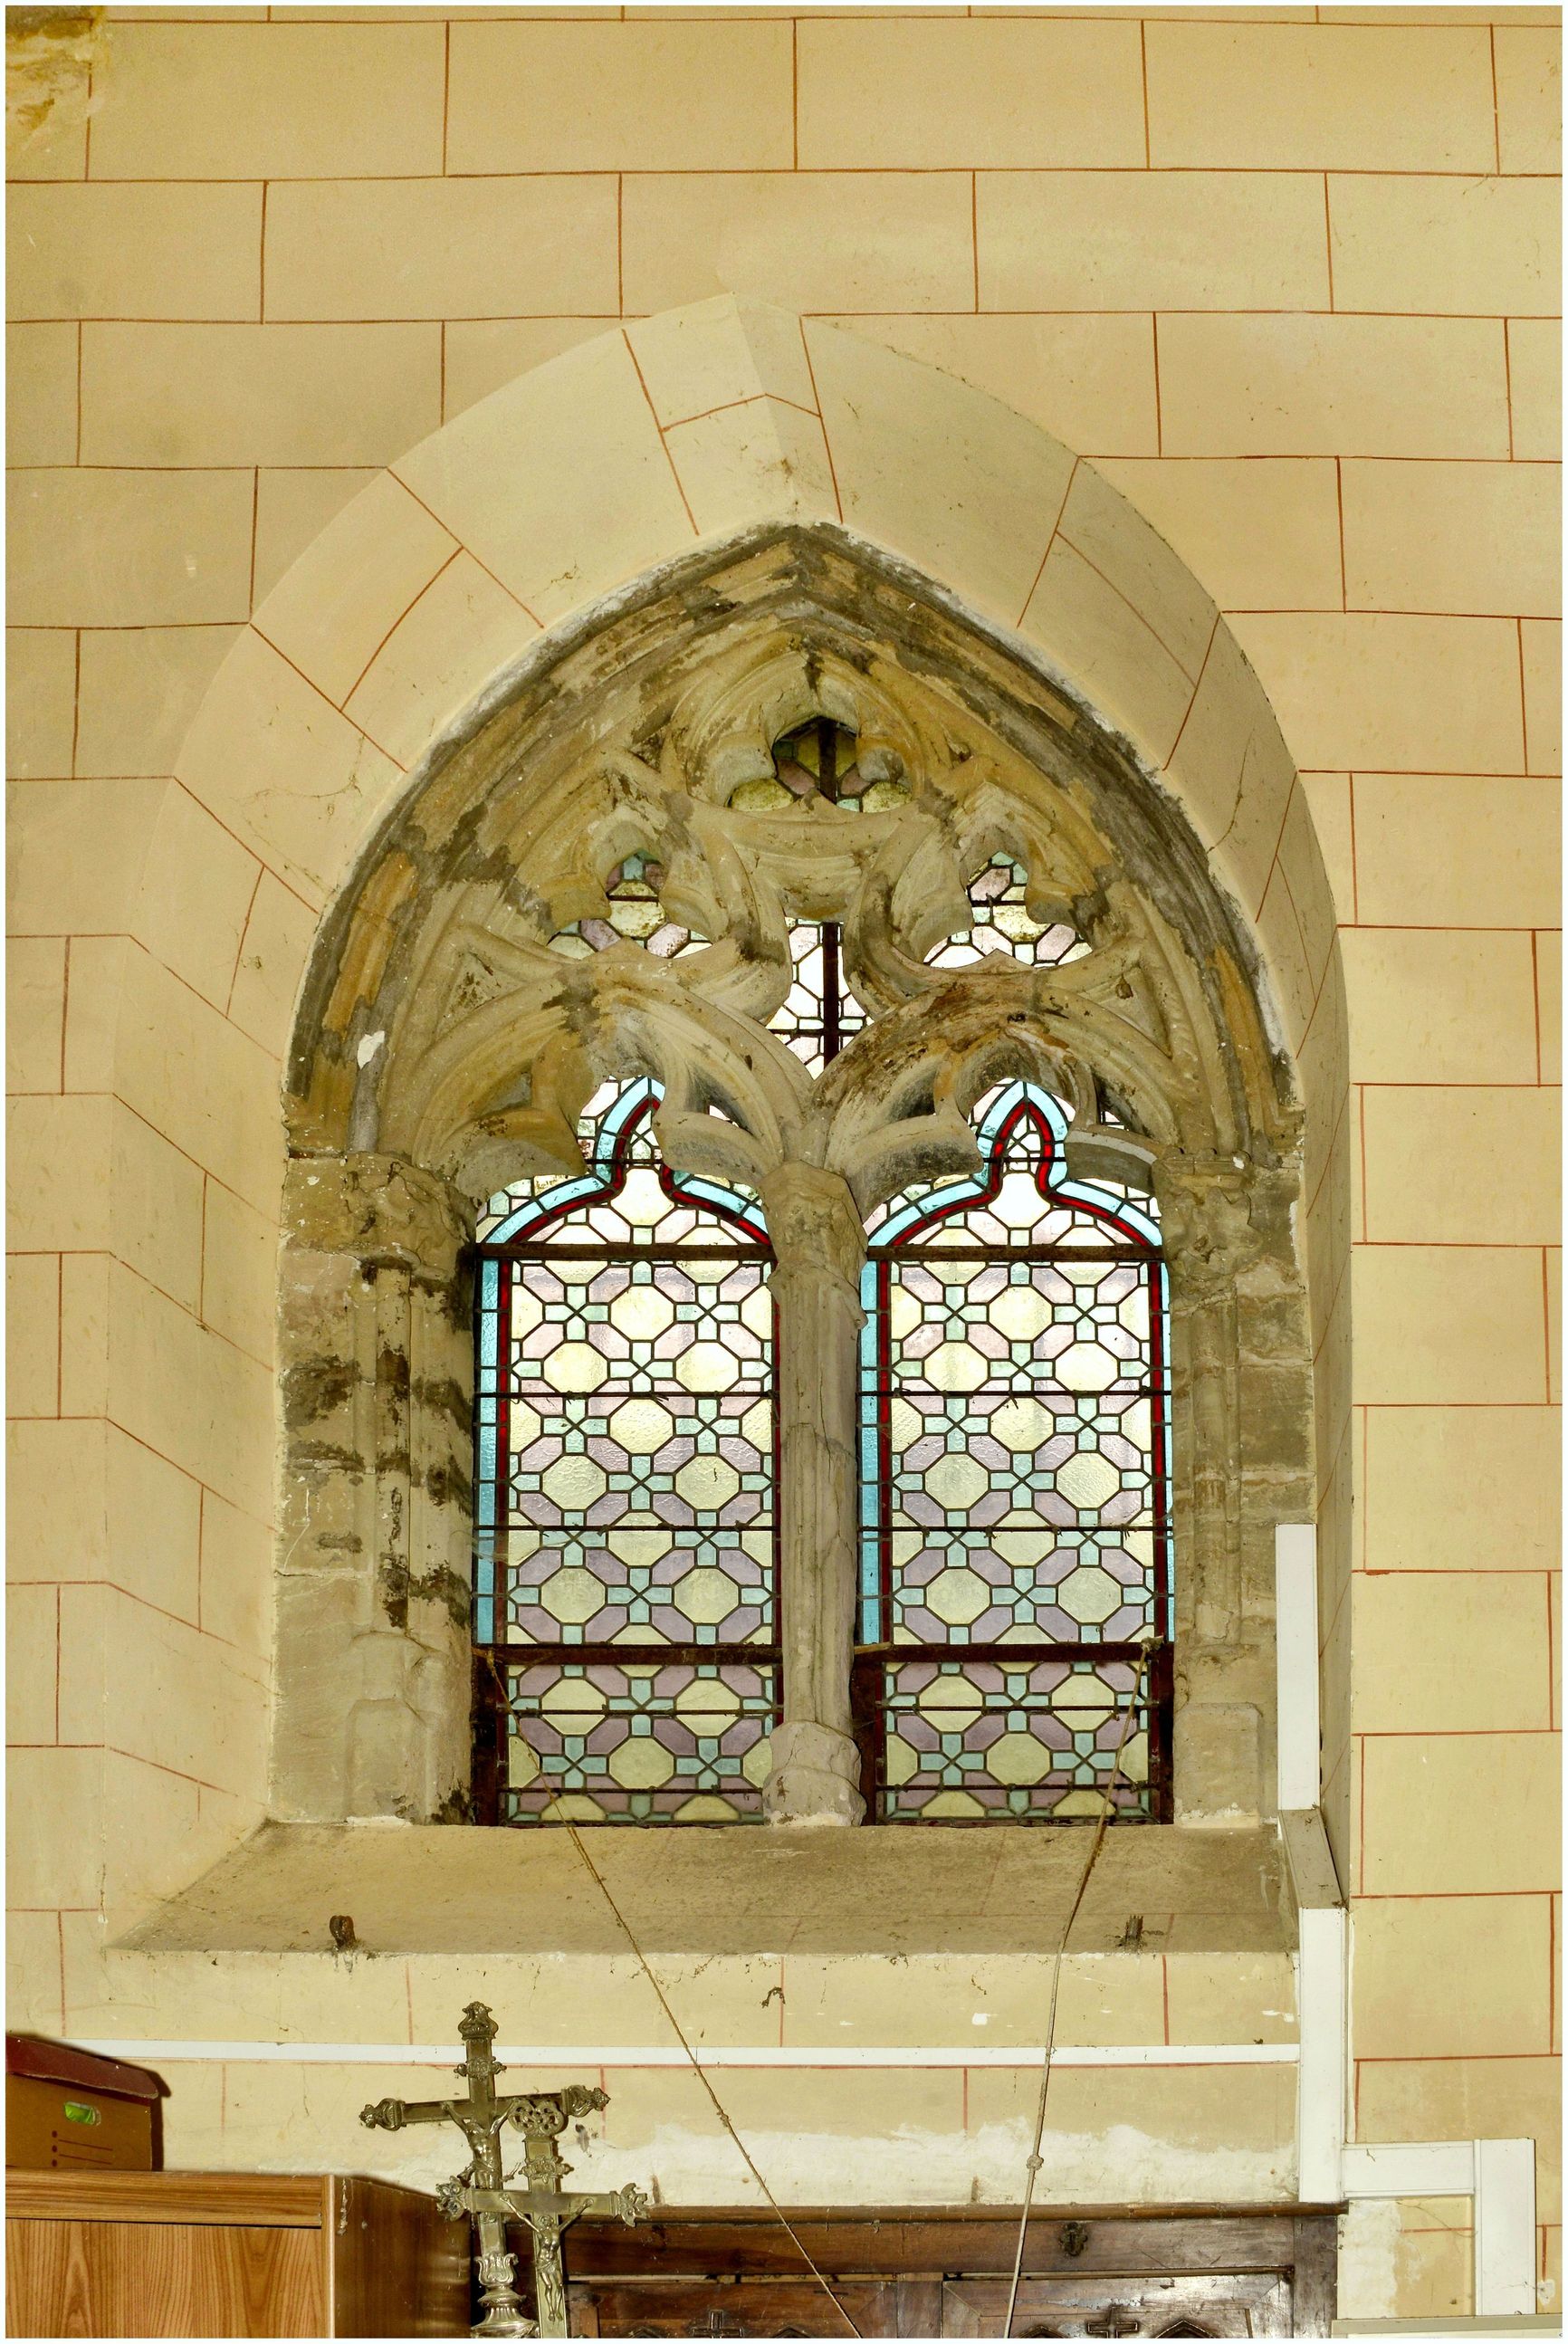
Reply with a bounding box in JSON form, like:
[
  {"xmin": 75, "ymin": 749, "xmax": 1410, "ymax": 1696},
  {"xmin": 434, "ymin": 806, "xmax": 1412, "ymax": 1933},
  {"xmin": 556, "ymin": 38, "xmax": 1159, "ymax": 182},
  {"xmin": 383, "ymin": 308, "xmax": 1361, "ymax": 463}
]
[{"xmin": 763, "ymin": 1723, "xmax": 865, "ymax": 1826}]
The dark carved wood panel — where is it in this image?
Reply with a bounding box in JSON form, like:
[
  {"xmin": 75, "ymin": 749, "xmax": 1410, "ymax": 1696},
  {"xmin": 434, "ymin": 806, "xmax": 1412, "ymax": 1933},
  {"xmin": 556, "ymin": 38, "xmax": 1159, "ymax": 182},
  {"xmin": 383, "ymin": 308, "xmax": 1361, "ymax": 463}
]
[
  {"xmin": 943, "ymin": 2272, "xmax": 1292, "ymax": 2336},
  {"xmin": 561, "ymin": 2207, "xmax": 1340, "ymax": 2340},
  {"xmin": 5, "ymin": 2218, "xmax": 325, "ymax": 2339},
  {"xmin": 572, "ymin": 2277, "xmax": 898, "ymax": 2337}
]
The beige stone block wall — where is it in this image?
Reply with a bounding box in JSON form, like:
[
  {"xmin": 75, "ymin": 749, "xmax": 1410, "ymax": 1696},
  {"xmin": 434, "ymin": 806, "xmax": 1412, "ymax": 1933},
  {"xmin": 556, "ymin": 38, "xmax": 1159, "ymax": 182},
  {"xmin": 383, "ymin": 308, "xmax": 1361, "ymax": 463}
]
[{"xmin": 5, "ymin": 9, "xmax": 1559, "ymax": 2300}]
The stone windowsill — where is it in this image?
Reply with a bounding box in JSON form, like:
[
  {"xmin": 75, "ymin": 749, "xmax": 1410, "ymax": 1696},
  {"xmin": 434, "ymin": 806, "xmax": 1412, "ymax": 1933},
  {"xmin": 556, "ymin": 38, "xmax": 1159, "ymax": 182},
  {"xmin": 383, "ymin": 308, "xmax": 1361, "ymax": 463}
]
[{"xmin": 119, "ymin": 1821, "xmax": 1296, "ymax": 1959}]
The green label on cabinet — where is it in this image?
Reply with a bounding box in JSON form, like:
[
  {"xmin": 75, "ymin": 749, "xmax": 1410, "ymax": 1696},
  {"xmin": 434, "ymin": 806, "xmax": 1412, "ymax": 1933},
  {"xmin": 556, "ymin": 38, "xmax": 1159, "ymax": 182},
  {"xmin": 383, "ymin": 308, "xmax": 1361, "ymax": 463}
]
[{"xmin": 62, "ymin": 2100, "xmax": 101, "ymax": 2126}]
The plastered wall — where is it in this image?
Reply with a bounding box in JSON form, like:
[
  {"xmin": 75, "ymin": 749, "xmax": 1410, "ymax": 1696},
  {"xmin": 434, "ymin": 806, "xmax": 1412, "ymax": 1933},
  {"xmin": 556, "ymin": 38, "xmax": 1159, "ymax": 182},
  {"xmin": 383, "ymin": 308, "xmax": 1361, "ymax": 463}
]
[{"xmin": 5, "ymin": 7, "xmax": 1560, "ymax": 2320}]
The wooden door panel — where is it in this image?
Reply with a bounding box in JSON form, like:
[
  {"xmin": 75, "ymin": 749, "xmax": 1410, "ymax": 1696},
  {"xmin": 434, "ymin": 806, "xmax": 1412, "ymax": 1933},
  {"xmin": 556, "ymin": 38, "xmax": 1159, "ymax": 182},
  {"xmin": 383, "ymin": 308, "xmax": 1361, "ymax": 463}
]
[
  {"xmin": 942, "ymin": 2272, "xmax": 1293, "ymax": 2338},
  {"xmin": 569, "ymin": 2277, "xmax": 896, "ymax": 2337}
]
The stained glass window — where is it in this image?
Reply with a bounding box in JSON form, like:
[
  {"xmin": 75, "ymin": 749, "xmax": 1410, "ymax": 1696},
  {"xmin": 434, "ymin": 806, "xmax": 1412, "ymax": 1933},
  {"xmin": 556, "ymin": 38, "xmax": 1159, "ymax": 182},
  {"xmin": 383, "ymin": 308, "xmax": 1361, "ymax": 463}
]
[
  {"xmin": 923, "ymin": 854, "xmax": 1088, "ymax": 973},
  {"xmin": 856, "ymin": 1081, "xmax": 1172, "ymax": 1823},
  {"xmin": 473, "ymin": 714, "xmax": 1177, "ymax": 1829},
  {"xmin": 547, "ymin": 852, "xmax": 706, "ymax": 962},
  {"xmin": 473, "ymin": 1079, "xmax": 778, "ymax": 1823}
]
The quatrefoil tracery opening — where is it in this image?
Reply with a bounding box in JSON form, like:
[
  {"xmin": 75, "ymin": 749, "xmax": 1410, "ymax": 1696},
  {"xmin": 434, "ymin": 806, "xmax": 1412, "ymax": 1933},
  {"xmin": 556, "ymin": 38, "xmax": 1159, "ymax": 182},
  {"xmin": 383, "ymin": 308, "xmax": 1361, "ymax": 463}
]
[{"xmin": 540, "ymin": 715, "xmax": 1095, "ymax": 1094}]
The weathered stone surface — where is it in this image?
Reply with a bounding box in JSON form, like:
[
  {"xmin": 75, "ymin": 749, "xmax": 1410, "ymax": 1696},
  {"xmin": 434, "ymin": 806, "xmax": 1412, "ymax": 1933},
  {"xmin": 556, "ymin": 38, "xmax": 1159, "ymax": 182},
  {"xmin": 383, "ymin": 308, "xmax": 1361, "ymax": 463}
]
[
  {"xmin": 764, "ymin": 1722, "xmax": 865, "ymax": 1829},
  {"xmin": 761, "ymin": 1162, "xmax": 865, "ymax": 1824},
  {"xmin": 284, "ymin": 1151, "xmax": 470, "ymax": 1278},
  {"xmin": 120, "ymin": 1819, "xmax": 1296, "ymax": 1957},
  {"xmin": 272, "ymin": 1149, "xmax": 474, "ymax": 1823}
]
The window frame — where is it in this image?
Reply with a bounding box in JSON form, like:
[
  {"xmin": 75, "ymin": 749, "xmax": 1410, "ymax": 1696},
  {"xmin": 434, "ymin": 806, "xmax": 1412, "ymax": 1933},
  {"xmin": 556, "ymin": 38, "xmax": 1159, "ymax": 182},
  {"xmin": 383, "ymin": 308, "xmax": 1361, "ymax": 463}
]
[
  {"xmin": 471, "ymin": 1080, "xmax": 783, "ymax": 1828},
  {"xmin": 853, "ymin": 1080, "xmax": 1175, "ymax": 1826}
]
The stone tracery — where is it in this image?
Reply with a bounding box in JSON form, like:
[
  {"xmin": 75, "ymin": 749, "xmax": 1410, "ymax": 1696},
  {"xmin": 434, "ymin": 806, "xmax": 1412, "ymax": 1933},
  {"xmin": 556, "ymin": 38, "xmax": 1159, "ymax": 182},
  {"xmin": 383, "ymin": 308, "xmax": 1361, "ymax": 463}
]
[{"xmin": 277, "ymin": 527, "xmax": 1309, "ymax": 1832}]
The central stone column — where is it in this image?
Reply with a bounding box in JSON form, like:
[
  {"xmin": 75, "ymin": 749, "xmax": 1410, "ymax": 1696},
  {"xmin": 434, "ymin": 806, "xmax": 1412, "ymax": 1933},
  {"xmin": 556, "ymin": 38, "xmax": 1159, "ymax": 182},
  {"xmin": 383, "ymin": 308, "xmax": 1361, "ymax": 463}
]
[{"xmin": 759, "ymin": 1162, "xmax": 867, "ymax": 1825}]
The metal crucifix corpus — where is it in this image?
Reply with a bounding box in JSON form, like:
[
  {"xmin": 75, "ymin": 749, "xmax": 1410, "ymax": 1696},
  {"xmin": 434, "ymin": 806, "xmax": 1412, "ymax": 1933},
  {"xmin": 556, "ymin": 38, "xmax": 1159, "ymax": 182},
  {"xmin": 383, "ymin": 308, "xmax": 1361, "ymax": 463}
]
[{"xmin": 360, "ymin": 2002, "xmax": 647, "ymax": 2339}]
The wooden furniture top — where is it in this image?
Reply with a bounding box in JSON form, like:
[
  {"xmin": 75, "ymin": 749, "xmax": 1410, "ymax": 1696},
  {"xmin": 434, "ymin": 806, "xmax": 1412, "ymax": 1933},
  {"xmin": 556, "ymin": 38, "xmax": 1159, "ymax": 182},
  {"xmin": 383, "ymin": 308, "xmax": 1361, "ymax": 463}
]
[
  {"xmin": 5, "ymin": 2172, "xmax": 441, "ymax": 2230},
  {"xmin": 561, "ymin": 2203, "xmax": 1346, "ymax": 2282}
]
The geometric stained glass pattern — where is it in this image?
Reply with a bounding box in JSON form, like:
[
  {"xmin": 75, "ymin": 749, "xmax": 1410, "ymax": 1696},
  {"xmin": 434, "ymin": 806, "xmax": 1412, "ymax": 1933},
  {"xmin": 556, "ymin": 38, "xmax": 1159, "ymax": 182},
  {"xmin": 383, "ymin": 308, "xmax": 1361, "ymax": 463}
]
[
  {"xmin": 923, "ymin": 853, "xmax": 1089, "ymax": 974},
  {"xmin": 501, "ymin": 1256, "xmax": 773, "ymax": 1650},
  {"xmin": 474, "ymin": 1078, "xmax": 779, "ymax": 1824},
  {"xmin": 502, "ymin": 1660, "xmax": 774, "ymax": 1825},
  {"xmin": 544, "ymin": 851, "xmax": 705, "ymax": 963},
  {"xmin": 769, "ymin": 917, "xmax": 867, "ymax": 1079},
  {"xmin": 858, "ymin": 1080, "xmax": 1171, "ymax": 1823},
  {"xmin": 882, "ymin": 1655, "xmax": 1156, "ymax": 1822}
]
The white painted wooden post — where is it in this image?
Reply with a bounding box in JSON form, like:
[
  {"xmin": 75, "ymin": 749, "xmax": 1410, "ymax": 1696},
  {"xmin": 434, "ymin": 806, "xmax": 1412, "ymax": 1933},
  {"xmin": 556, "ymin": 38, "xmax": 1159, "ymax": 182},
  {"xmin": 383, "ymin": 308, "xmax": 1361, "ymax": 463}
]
[
  {"xmin": 1275, "ymin": 1521, "xmax": 1322, "ymax": 1813},
  {"xmin": 1276, "ymin": 1526, "xmax": 1347, "ymax": 2205},
  {"xmin": 1475, "ymin": 2137, "xmax": 1538, "ymax": 2316},
  {"xmin": 1340, "ymin": 2138, "xmax": 1539, "ymax": 2318},
  {"xmin": 1296, "ymin": 1905, "xmax": 1347, "ymax": 2205}
]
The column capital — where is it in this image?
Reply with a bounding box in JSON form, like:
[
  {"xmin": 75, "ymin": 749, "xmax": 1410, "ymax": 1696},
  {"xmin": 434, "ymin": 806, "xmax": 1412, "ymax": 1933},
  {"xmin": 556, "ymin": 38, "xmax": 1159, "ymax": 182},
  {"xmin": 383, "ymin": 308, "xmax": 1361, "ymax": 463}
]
[
  {"xmin": 284, "ymin": 1152, "xmax": 473, "ymax": 1278},
  {"xmin": 1152, "ymin": 1152, "xmax": 1266, "ymax": 1301},
  {"xmin": 760, "ymin": 1161, "xmax": 865, "ymax": 1292}
]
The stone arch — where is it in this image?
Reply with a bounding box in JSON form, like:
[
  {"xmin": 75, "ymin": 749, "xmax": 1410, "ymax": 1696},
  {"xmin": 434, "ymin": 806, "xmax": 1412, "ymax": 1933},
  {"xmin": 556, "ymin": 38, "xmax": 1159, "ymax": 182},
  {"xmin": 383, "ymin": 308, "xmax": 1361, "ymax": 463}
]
[{"xmin": 137, "ymin": 296, "xmax": 1348, "ymax": 1839}]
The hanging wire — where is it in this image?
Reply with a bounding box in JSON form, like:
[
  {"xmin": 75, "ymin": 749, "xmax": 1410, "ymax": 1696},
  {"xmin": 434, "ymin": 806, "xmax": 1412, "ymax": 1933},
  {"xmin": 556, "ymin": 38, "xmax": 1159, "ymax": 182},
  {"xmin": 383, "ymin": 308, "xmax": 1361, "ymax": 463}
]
[
  {"xmin": 564, "ymin": 1823, "xmax": 865, "ymax": 2339},
  {"xmin": 1002, "ymin": 1641, "xmax": 1155, "ymax": 2341}
]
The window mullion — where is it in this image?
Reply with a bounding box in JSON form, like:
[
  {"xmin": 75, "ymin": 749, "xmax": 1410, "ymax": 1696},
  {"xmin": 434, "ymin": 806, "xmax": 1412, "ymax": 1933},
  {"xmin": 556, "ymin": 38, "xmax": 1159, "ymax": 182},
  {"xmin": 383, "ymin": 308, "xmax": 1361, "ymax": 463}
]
[{"xmin": 760, "ymin": 1160, "xmax": 869, "ymax": 1825}]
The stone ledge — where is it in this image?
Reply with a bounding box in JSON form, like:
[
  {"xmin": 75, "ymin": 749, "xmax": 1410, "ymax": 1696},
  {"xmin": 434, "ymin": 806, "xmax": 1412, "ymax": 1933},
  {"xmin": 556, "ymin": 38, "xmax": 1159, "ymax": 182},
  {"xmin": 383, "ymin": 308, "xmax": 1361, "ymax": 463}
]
[{"xmin": 118, "ymin": 1822, "xmax": 1294, "ymax": 1959}]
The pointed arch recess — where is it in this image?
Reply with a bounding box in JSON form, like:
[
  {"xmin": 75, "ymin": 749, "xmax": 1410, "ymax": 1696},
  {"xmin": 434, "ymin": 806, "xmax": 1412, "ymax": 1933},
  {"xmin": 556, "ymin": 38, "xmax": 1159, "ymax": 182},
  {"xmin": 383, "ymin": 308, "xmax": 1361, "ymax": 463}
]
[{"xmin": 146, "ymin": 298, "xmax": 1345, "ymax": 1833}]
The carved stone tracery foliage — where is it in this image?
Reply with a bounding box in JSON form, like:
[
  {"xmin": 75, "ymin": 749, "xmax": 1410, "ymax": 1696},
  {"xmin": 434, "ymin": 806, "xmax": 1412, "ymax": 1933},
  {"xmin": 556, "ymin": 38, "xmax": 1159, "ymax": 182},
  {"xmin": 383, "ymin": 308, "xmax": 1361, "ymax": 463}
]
[{"xmin": 279, "ymin": 529, "xmax": 1308, "ymax": 1829}]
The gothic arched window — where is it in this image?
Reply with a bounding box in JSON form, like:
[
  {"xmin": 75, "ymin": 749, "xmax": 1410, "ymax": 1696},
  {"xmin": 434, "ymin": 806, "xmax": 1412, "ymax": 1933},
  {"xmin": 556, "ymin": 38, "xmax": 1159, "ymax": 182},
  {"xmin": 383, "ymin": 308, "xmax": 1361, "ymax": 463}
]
[
  {"xmin": 472, "ymin": 1079, "xmax": 778, "ymax": 1824},
  {"xmin": 856, "ymin": 1081, "xmax": 1173, "ymax": 1823},
  {"xmin": 283, "ymin": 557, "xmax": 1305, "ymax": 1835}
]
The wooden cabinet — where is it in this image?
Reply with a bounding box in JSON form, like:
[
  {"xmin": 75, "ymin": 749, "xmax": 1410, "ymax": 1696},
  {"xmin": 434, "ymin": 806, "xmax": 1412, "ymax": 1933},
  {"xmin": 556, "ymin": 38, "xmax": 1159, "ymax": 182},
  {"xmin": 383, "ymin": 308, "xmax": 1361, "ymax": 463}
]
[
  {"xmin": 559, "ymin": 2206, "xmax": 1340, "ymax": 2339},
  {"xmin": 5, "ymin": 2171, "xmax": 471, "ymax": 2339},
  {"xmin": 6, "ymin": 2037, "xmax": 167, "ymax": 2174}
]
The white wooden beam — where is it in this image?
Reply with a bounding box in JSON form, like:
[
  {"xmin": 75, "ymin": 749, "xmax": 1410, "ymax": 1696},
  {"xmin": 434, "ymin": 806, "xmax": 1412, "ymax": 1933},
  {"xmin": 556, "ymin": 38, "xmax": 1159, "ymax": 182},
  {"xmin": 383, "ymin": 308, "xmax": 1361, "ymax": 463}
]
[
  {"xmin": 70, "ymin": 2038, "xmax": 1298, "ymax": 2071},
  {"xmin": 1342, "ymin": 2141, "xmax": 1477, "ymax": 2197}
]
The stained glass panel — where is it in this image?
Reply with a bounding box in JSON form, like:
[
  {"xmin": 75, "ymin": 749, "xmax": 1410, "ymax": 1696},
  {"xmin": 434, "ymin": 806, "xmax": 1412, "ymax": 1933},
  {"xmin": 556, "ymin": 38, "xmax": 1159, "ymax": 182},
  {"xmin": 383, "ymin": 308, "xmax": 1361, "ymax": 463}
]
[
  {"xmin": 503, "ymin": 1660, "xmax": 774, "ymax": 1823},
  {"xmin": 858, "ymin": 1080, "xmax": 1171, "ymax": 1823},
  {"xmin": 547, "ymin": 852, "xmax": 706, "ymax": 962},
  {"xmin": 474, "ymin": 1079, "xmax": 779, "ymax": 1823},
  {"xmin": 726, "ymin": 717, "xmax": 911, "ymax": 818},
  {"xmin": 880, "ymin": 1655, "xmax": 1155, "ymax": 1822},
  {"xmin": 924, "ymin": 853, "xmax": 1088, "ymax": 974},
  {"xmin": 770, "ymin": 919, "xmax": 867, "ymax": 1078}
]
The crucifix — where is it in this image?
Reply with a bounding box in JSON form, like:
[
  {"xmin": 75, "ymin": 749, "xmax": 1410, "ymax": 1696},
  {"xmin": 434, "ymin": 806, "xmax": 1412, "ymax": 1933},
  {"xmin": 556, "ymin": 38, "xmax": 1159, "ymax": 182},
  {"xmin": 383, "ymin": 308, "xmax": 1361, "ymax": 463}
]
[{"xmin": 360, "ymin": 2002, "xmax": 648, "ymax": 2339}]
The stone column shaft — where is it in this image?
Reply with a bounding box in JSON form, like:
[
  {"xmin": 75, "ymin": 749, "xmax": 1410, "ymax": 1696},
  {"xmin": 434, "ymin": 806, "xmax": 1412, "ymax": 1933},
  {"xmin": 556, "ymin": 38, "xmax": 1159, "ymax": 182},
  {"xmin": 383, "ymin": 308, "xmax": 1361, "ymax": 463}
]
[{"xmin": 759, "ymin": 1162, "xmax": 867, "ymax": 1825}]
